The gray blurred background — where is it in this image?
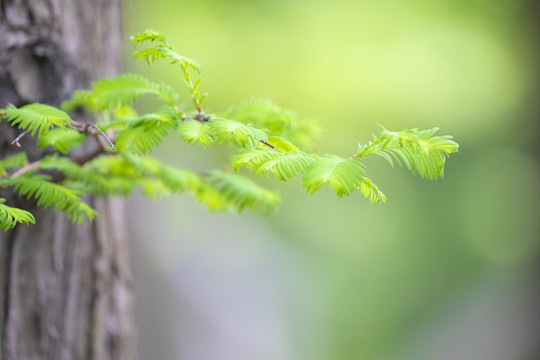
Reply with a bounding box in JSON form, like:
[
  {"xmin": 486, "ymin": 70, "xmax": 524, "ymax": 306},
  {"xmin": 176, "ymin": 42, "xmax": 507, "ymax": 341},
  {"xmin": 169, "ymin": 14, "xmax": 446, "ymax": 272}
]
[{"xmin": 122, "ymin": 1, "xmax": 540, "ymax": 359}]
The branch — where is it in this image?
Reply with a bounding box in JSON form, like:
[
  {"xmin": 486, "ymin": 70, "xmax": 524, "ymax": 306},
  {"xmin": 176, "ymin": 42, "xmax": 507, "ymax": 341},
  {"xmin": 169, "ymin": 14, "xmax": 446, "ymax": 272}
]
[
  {"xmin": 70, "ymin": 120, "xmax": 115, "ymax": 150},
  {"xmin": 10, "ymin": 161, "xmax": 41, "ymax": 178},
  {"xmin": 70, "ymin": 145, "xmax": 106, "ymax": 166},
  {"xmin": 181, "ymin": 112, "xmax": 211, "ymax": 122},
  {"xmin": 87, "ymin": 124, "xmax": 115, "ymax": 150},
  {"xmin": 11, "ymin": 131, "xmax": 27, "ymax": 147},
  {"xmin": 260, "ymin": 140, "xmax": 276, "ymax": 149}
]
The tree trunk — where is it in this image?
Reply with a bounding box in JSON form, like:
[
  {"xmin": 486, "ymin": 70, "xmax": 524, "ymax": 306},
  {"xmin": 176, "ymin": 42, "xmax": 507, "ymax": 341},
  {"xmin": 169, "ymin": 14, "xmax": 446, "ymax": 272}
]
[{"xmin": 0, "ymin": 1, "xmax": 136, "ymax": 359}]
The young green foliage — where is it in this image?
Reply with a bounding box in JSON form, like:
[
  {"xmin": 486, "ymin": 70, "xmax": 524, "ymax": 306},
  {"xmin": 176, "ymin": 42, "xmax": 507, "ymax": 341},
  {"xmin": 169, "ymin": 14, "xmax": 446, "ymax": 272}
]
[
  {"xmin": 39, "ymin": 156, "xmax": 116, "ymax": 195},
  {"xmin": 38, "ymin": 128, "xmax": 86, "ymax": 154},
  {"xmin": 62, "ymin": 74, "xmax": 179, "ymax": 112},
  {"xmin": 130, "ymin": 29, "xmax": 204, "ymax": 109},
  {"xmin": 4, "ymin": 104, "xmax": 71, "ymax": 137},
  {"xmin": 130, "ymin": 29, "xmax": 202, "ymax": 73},
  {"xmin": 226, "ymin": 98, "xmax": 320, "ymax": 149},
  {"xmin": 208, "ymin": 117, "xmax": 269, "ymax": 147},
  {"xmin": 208, "ymin": 170, "xmax": 280, "ymax": 214},
  {"xmin": 302, "ymin": 155, "xmax": 367, "ymax": 197},
  {"xmin": 178, "ymin": 120, "xmax": 216, "ymax": 147},
  {"xmin": 115, "ymin": 113, "xmax": 175, "ymax": 155},
  {"xmin": 0, "ymin": 153, "xmax": 28, "ymax": 176},
  {"xmin": 359, "ymin": 177, "xmax": 387, "ymax": 204},
  {"xmin": 231, "ymin": 147, "xmax": 315, "ymax": 181},
  {"xmin": 355, "ymin": 127, "xmax": 458, "ymax": 179},
  {"xmin": 0, "ymin": 199, "xmax": 35, "ymax": 231},
  {"xmin": 2, "ymin": 175, "xmax": 97, "ymax": 224},
  {"xmin": 0, "ymin": 29, "xmax": 459, "ymax": 230}
]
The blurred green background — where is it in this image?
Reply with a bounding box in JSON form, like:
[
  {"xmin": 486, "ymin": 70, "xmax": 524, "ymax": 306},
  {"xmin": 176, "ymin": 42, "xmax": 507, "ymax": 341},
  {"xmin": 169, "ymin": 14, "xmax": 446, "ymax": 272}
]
[{"xmin": 122, "ymin": 1, "xmax": 540, "ymax": 359}]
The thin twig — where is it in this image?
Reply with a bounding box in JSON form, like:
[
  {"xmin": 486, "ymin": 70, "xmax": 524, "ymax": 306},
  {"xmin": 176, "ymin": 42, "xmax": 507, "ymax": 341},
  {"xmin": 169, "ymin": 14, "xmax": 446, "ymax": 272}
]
[
  {"xmin": 11, "ymin": 161, "xmax": 41, "ymax": 178},
  {"xmin": 87, "ymin": 124, "xmax": 115, "ymax": 150},
  {"xmin": 182, "ymin": 112, "xmax": 211, "ymax": 122},
  {"xmin": 11, "ymin": 131, "xmax": 27, "ymax": 147},
  {"xmin": 260, "ymin": 140, "xmax": 276, "ymax": 149},
  {"xmin": 70, "ymin": 120, "xmax": 115, "ymax": 150}
]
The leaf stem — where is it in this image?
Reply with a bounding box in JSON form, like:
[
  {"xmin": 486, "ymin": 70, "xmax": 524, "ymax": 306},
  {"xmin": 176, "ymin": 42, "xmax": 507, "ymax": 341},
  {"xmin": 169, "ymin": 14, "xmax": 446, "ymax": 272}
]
[
  {"xmin": 353, "ymin": 138, "xmax": 382, "ymax": 158},
  {"xmin": 181, "ymin": 63, "xmax": 206, "ymax": 112}
]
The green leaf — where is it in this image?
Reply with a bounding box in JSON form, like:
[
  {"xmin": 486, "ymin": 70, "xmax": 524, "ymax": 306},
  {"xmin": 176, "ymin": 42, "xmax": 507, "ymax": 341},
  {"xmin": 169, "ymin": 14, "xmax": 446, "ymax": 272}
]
[
  {"xmin": 130, "ymin": 29, "xmax": 202, "ymax": 73},
  {"xmin": 3, "ymin": 104, "xmax": 71, "ymax": 137},
  {"xmin": 113, "ymin": 106, "xmax": 138, "ymax": 118},
  {"xmin": 37, "ymin": 128, "xmax": 86, "ymax": 154},
  {"xmin": 3, "ymin": 175, "xmax": 97, "ymax": 224},
  {"xmin": 178, "ymin": 119, "xmax": 216, "ymax": 147},
  {"xmin": 85, "ymin": 156, "xmax": 137, "ymax": 178},
  {"xmin": 115, "ymin": 113, "xmax": 176, "ymax": 155},
  {"xmin": 227, "ymin": 98, "xmax": 320, "ymax": 149},
  {"xmin": 266, "ymin": 136, "xmax": 300, "ymax": 153},
  {"xmin": 40, "ymin": 156, "xmax": 115, "ymax": 195},
  {"xmin": 140, "ymin": 178, "xmax": 172, "ymax": 199},
  {"xmin": 302, "ymin": 155, "xmax": 366, "ymax": 197},
  {"xmin": 257, "ymin": 151, "xmax": 316, "ymax": 181},
  {"xmin": 231, "ymin": 147, "xmax": 315, "ymax": 181},
  {"xmin": 359, "ymin": 177, "xmax": 386, "ymax": 204},
  {"xmin": 355, "ymin": 127, "xmax": 459, "ymax": 179},
  {"xmin": 193, "ymin": 182, "xmax": 232, "ymax": 212},
  {"xmin": 94, "ymin": 153, "xmax": 202, "ymax": 197},
  {"xmin": 231, "ymin": 148, "xmax": 277, "ymax": 172},
  {"xmin": 0, "ymin": 153, "xmax": 28, "ymax": 176},
  {"xmin": 229, "ymin": 98, "xmax": 296, "ymax": 134},
  {"xmin": 89, "ymin": 74, "xmax": 179, "ymax": 109},
  {"xmin": 155, "ymin": 164, "xmax": 201, "ymax": 193},
  {"xmin": 121, "ymin": 152, "xmax": 161, "ymax": 175},
  {"xmin": 61, "ymin": 90, "xmax": 95, "ymax": 112},
  {"xmin": 79, "ymin": 156, "xmax": 140, "ymax": 196},
  {"xmin": 0, "ymin": 198, "xmax": 35, "ymax": 231},
  {"xmin": 130, "ymin": 29, "xmax": 172, "ymax": 47},
  {"xmin": 116, "ymin": 125, "xmax": 168, "ymax": 155},
  {"xmin": 156, "ymin": 47, "xmax": 202, "ymax": 73},
  {"xmin": 209, "ymin": 117, "xmax": 268, "ymax": 147},
  {"xmin": 208, "ymin": 170, "xmax": 281, "ymax": 213},
  {"xmin": 122, "ymin": 153, "xmax": 203, "ymax": 193}
]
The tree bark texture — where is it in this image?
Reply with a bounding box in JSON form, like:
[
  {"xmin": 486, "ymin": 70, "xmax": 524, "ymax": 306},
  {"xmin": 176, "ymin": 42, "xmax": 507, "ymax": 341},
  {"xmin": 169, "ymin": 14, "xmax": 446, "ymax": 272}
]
[{"xmin": 0, "ymin": 1, "xmax": 136, "ymax": 359}]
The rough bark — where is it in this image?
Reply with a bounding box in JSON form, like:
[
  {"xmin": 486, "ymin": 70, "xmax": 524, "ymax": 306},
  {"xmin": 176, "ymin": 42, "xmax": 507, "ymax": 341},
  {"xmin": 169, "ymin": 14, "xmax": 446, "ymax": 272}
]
[{"xmin": 0, "ymin": 1, "xmax": 136, "ymax": 359}]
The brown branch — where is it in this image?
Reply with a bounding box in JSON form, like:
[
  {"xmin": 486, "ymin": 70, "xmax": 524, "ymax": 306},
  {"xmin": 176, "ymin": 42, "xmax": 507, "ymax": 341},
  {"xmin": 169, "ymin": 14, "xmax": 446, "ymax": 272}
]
[
  {"xmin": 7, "ymin": 120, "xmax": 112, "ymax": 181},
  {"xmin": 182, "ymin": 112, "xmax": 211, "ymax": 122},
  {"xmin": 10, "ymin": 161, "xmax": 41, "ymax": 179},
  {"xmin": 260, "ymin": 140, "xmax": 276, "ymax": 149},
  {"xmin": 70, "ymin": 146, "xmax": 106, "ymax": 166}
]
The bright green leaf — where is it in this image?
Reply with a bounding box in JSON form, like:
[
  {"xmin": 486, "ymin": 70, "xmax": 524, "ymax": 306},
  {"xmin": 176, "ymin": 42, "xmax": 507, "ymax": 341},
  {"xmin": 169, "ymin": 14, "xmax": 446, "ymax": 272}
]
[
  {"xmin": 4, "ymin": 104, "xmax": 71, "ymax": 137},
  {"xmin": 37, "ymin": 128, "xmax": 86, "ymax": 154},
  {"xmin": 0, "ymin": 198, "xmax": 35, "ymax": 231},
  {"xmin": 303, "ymin": 155, "xmax": 366, "ymax": 197},
  {"xmin": 178, "ymin": 119, "xmax": 216, "ymax": 147}
]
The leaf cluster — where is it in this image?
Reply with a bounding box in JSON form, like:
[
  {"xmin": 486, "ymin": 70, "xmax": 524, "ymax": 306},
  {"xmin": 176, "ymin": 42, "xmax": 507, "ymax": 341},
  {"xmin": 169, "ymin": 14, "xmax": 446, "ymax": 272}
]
[
  {"xmin": 355, "ymin": 127, "xmax": 458, "ymax": 179},
  {"xmin": 0, "ymin": 29, "xmax": 459, "ymax": 231}
]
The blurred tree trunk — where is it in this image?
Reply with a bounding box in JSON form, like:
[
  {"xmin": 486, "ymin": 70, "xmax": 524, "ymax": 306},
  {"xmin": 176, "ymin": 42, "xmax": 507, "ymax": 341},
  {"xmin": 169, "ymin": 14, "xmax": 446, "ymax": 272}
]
[{"xmin": 0, "ymin": 1, "xmax": 136, "ymax": 359}]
